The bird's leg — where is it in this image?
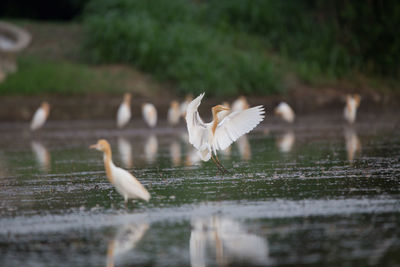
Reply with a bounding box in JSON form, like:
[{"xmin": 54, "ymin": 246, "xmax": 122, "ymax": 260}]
[
  {"xmin": 211, "ymin": 154, "xmax": 224, "ymax": 173},
  {"xmin": 215, "ymin": 154, "xmax": 231, "ymax": 174}
]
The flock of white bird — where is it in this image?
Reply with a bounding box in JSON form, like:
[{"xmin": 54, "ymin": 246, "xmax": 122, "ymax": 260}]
[{"xmin": 29, "ymin": 92, "xmax": 361, "ymax": 204}]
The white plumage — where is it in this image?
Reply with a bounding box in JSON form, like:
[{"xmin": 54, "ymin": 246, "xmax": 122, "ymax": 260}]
[
  {"xmin": 274, "ymin": 102, "xmax": 295, "ymax": 123},
  {"xmin": 30, "ymin": 102, "xmax": 50, "ymax": 131},
  {"xmin": 116, "ymin": 93, "xmax": 131, "ymax": 128},
  {"xmin": 180, "ymin": 95, "xmax": 193, "ymax": 117},
  {"xmin": 90, "ymin": 139, "xmax": 150, "ymax": 202},
  {"xmin": 168, "ymin": 100, "xmax": 181, "ymax": 126},
  {"xmin": 142, "ymin": 103, "xmax": 157, "ymax": 128},
  {"xmin": 185, "ymin": 93, "xmax": 265, "ymax": 162},
  {"xmin": 344, "ymin": 94, "xmax": 361, "ymax": 124}
]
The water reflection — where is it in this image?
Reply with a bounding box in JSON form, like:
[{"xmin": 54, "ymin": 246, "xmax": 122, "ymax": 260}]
[
  {"xmin": 31, "ymin": 141, "xmax": 51, "ymax": 172},
  {"xmin": 170, "ymin": 141, "xmax": 181, "ymax": 166},
  {"xmin": 106, "ymin": 222, "xmax": 149, "ymax": 267},
  {"xmin": 118, "ymin": 137, "xmax": 133, "ymax": 168},
  {"xmin": 344, "ymin": 127, "xmax": 362, "ymax": 164},
  {"xmin": 220, "ymin": 145, "xmax": 231, "ymax": 158},
  {"xmin": 144, "ymin": 135, "xmax": 158, "ymax": 164},
  {"xmin": 277, "ymin": 130, "xmax": 295, "ymax": 153},
  {"xmin": 186, "ymin": 148, "xmax": 201, "ymax": 166},
  {"xmin": 190, "ymin": 216, "xmax": 269, "ymax": 267},
  {"xmin": 237, "ymin": 135, "xmax": 251, "ymax": 161}
]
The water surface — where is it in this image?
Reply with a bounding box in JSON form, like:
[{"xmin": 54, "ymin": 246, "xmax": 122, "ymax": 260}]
[{"xmin": 0, "ymin": 114, "xmax": 399, "ymax": 266}]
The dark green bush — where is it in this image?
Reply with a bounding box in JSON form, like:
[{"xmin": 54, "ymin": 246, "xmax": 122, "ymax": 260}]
[{"xmin": 83, "ymin": 0, "xmax": 282, "ymax": 96}]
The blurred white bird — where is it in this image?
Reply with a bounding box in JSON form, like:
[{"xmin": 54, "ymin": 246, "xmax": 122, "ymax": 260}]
[
  {"xmin": 90, "ymin": 139, "xmax": 150, "ymax": 203},
  {"xmin": 142, "ymin": 103, "xmax": 157, "ymax": 128},
  {"xmin": 185, "ymin": 93, "xmax": 264, "ymax": 172},
  {"xmin": 30, "ymin": 101, "xmax": 50, "ymax": 131},
  {"xmin": 107, "ymin": 223, "xmax": 149, "ymax": 267},
  {"xmin": 116, "ymin": 93, "xmax": 131, "ymax": 128},
  {"xmin": 168, "ymin": 100, "xmax": 181, "ymax": 126},
  {"xmin": 344, "ymin": 94, "xmax": 361, "ymax": 124},
  {"xmin": 275, "ymin": 102, "xmax": 295, "ymax": 123},
  {"xmin": 232, "ymin": 96, "xmax": 249, "ymax": 112},
  {"xmin": 180, "ymin": 95, "xmax": 193, "ymax": 117}
]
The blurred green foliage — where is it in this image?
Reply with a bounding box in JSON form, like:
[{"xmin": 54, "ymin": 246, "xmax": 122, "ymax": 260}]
[
  {"xmin": 83, "ymin": 0, "xmax": 400, "ymax": 95},
  {"xmin": 83, "ymin": 0, "xmax": 282, "ymax": 96},
  {"xmin": 0, "ymin": 57, "xmax": 121, "ymax": 95}
]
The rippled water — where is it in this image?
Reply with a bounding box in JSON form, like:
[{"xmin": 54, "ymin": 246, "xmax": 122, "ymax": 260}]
[{"xmin": 0, "ymin": 114, "xmax": 399, "ymax": 266}]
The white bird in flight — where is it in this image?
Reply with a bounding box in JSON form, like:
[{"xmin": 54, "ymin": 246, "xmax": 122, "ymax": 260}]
[
  {"xmin": 274, "ymin": 102, "xmax": 295, "ymax": 123},
  {"xmin": 142, "ymin": 103, "xmax": 157, "ymax": 128},
  {"xmin": 90, "ymin": 139, "xmax": 150, "ymax": 203},
  {"xmin": 168, "ymin": 100, "xmax": 181, "ymax": 126},
  {"xmin": 30, "ymin": 101, "xmax": 50, "ymax": 131},
  {"xmin": 344, "ymin": 94, "xmax": 361, "ymax": 124},
  {"xmin": 185, "ymin": 93, "xmax": 265, "ymax": 172},
  {"xmin": 116, "ymin": 93, "xmax": 131, "ymax": 128}
]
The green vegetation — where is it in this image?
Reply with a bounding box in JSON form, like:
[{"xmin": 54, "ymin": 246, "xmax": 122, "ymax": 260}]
[
  {"xmin": 83, "ymin": 0, "xmax": 400, "ymax": 96},
  {"xmin": 83, "ymin": 0, "xmax": 283, "ymax": 96},
  {"xmin": 0, "ymin": 57, "xmax": 121, "ymax": 95}
]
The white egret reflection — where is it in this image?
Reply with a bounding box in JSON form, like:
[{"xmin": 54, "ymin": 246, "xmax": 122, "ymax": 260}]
[
  {"xmin": 186, "ymin": 148, "xmax": 202, "ymax": 166},
  {"xmin": 237, "ymin": 135, "xmax": 251, "ymax": 161},
  {"xmin": 277, "ymin": 130, "xmax": 295, "ymax": 153},
  {"xmin": 106, "ymin": 223, "xmax": 149, "ymax": 267},
  {"xmin": 170, "ymin": 141, "xmax": 181, "ymax": 166},
  {"xmin": 31, "ymin": 141, "xmax": 51, "ymax": 172},
  {"xmin": 118, "ymin": 137, "xmax": 133, "ymax": 168},
  {"xmin": 344, "ymin": 127, "xmax": 362, "ymax": 164},
  {"xmin": 190, "ymin": 216, "xmax": 269, "ymax": 267},
  {"xmin": 144, "ymin": 135, "xmax": 158, "ymax": 164}
]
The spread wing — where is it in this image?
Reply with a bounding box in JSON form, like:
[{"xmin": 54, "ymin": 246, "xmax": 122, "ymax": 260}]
[
  {"xmin": 185, "ymin": 93, "xmax": 208, "ymax": 150},
  {"xmin": 213, "ymin": 106, "xmax": 265, "ymax": 151}
]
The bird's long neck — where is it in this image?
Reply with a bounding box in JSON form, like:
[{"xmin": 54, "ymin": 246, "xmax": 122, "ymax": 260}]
[
  {"xmin": 211, "ymin": 109, "xmax": 219, "ymax": 135},
  {"xmin": 103, "ymin": 147, "xmax": 114, "ymax": 184}
]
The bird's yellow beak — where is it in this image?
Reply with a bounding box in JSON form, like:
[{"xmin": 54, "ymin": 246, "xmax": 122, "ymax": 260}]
[
  {"xmin": 89, "ymin": 144, "xmax": 98, "ymax": 149},
  {"xmin": 222, "ymin": 106, "xmax": 230, "ymax": 111}
]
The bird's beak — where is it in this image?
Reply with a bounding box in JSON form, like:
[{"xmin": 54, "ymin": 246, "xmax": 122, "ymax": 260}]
[
  {"xmin": 222, "ymin": 106, "xmax": 230, "ymax": 111},
  {"xmin": 89, "ymin": 144, "xmax": 99, "ymax": 150}
]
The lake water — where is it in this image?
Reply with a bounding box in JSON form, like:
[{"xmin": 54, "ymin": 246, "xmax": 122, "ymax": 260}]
[{"xmin": 0, "ymin": 113, "xmax": 399, "ymax": 266}]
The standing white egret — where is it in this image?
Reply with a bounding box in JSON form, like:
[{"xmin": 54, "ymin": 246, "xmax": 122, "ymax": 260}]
[
  {"xmin": 185, "ymin": 93, "xmax": 265, "ymax": 172},
  {"xmin": 168, "ymin": 100, "xmax": 181, "ymax": 126},
  {"xmin": 274, "ymin": 102, "xmax": 295, "ymax": 123},
  {"xmin": 90, "ymin": 139, "xmax": 150, "ymax": 203},
  {"xmin": 142, "ymin": 103, "xmax": 157, "ymax": 128},
  {"xmin": 232, "ymin": 96, "xmax": 249, "ymax": 112},
  {"xmin": 30, "ymin": 101, "xmax": 50, "ymax": 131},
  {"xmin": 116, "ymin": 93, "xmax": 131, "ymax": 128},
  {"xmin": 344, "ymin": 94, "xmax": 361, "ymax": 124}
]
